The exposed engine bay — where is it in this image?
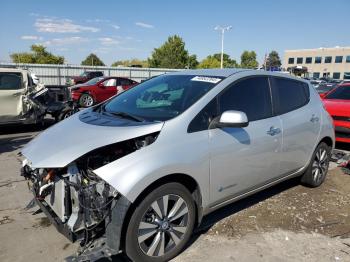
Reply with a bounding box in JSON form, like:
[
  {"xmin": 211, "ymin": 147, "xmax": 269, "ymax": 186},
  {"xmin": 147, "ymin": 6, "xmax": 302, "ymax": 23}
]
[{"xmin": 20, "ymin": 132, "xmax": 158, "ymax": 260}]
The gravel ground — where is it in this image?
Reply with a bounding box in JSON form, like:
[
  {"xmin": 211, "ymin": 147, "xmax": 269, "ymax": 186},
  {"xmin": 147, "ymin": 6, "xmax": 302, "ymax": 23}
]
[{"xmin": 0, "ymin": 124, "xmax": 350, "ymax": 261}]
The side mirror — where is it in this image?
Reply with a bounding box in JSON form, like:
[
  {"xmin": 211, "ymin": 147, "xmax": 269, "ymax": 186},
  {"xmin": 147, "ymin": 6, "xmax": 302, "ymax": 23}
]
[
  {"xmin": 319, "ymin": 93, "xmax": 326, "ymax": 98},
  {"xmin": 98, "ymin": 82, "xmax": 105, "ymax": 88},
  {"xmin": 211, "ymin": 110, "xmax": 249, "ymax": 128}
]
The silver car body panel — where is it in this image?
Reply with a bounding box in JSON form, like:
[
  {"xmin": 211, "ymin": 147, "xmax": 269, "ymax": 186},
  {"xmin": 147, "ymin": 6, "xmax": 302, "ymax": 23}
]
[
  {"xmin": 21, "ymin": 111, "xmax": 164, "ymax": 168},
  {"xmin": 21, "ymin": 69, "xmax": 335, "ymax": 215}
]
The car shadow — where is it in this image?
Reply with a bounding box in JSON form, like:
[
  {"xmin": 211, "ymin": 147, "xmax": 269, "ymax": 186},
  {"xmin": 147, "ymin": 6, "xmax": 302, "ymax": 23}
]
[
  {"xmin": 102, "ymin": 177, "xmax": 301, "ymax": 262},
  {"xmin": 0, "ymin": 120, "xmax": 54, "ymax": 136},
  {"xmin": 0, "ymin": 134, "xmax": 34, "ymax": 154}
]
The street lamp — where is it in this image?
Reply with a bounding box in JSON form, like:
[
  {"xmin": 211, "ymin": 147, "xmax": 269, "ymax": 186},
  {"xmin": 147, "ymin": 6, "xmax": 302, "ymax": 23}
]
[{"xmin": 214, "ymin": 25, "xmax": 232, "ymax": 69}]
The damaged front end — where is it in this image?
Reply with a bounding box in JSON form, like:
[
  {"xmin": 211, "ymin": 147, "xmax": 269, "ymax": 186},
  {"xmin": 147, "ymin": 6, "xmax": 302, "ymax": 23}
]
[{"xmin": 20, "ymin": 132, "xmax": 159, "ymax": 260}]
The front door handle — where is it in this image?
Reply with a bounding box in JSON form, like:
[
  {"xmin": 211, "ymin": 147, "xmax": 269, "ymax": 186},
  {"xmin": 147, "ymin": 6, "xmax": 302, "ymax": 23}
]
[
  {"xmin": 267, "ymin": 126, "xmax": 281, "ymax": 136},
  {"xmin": 310, "ymin": 114, "xmax": 320, "ymax": 123}
]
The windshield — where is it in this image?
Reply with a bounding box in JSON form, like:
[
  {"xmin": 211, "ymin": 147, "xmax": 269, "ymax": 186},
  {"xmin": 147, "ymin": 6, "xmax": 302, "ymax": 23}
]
[
  {"xmin": 101, "ymin": 74, "xmax": 224, "ymax": 121},
  {"xmin": 326, "ymin": 85, "xmax": 350, "ymax": 100},
  {"xmin": 85, "ymin": 77, "xmax": 104, "ymax": 85},
  {"xmin": 79, "ymin": 72, "xmax": 87, "ymax": 77}
]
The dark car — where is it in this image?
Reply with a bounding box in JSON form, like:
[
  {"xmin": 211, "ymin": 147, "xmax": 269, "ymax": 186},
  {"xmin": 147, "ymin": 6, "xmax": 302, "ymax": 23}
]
[
  {"xmin": 70, "ymin": 76, "xmax": 138, "ymax": 107},
  {"xmin": 69, "ymin": 71, "xmax": 104, "ymax": 85}
]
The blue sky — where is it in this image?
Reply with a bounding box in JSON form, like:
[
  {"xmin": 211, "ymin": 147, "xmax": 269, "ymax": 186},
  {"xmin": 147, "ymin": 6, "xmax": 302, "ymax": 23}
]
[{"xmin": 1, "ymin": 0, "xmax": 349, "ymax": 66}]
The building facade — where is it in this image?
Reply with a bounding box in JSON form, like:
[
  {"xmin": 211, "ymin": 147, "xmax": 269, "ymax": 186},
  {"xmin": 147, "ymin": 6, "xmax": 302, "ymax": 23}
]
[{"xmin": 283, "ymin": 47, "xmax": 350, "ymax": 79}]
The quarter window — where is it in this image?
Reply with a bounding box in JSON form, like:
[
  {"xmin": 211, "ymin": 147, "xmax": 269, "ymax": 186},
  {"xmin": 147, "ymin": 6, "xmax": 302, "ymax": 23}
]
[
  {"xmin": 315, "ymin": 57, "xmax": 322, "ymax": 64},
  {"xmin": 297, "ymin": 57, "xmax": 303, "ymax": 64},
  {"xmin": 335, "ymin": 56, "xmax": 343, "ymax": 63},
  {"xmin": 288, "ymin": 58, "xmax": 294, "ymax": 64},
  {"xmin": 325, "ymin": 56, "xmax": 332, "ymax": 63},
  {"xmin": 271, "ymin": 77, "xmax": 309, "ymax": 115},
  {"xmin": 218, "ymin": 76, "xmax": 272, "ymax": 122},
  {"xmin": 305, "ymin": 57, "xmax": 312, "ymax": 64}
]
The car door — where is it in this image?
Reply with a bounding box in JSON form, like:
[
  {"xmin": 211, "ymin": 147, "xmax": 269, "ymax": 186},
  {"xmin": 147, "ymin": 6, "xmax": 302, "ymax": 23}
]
[
  {"xmin": 0, "ymin": 72, "xmax": 26, "ymax": 123},
  {"xmin": 98, "ymin": 78, "xmax": 118, "ymax": 102},
  {"xmin": 208, "ymin": 76, "xmax": 283, "ymax": 206},
  {"xmin": 270, "ymin": 77, "xmax": 321, "ymax": 174}
]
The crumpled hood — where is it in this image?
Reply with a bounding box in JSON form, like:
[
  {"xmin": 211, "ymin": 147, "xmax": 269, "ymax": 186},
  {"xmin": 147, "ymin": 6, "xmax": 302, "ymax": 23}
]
[{"xmin": 21, "ymin": 112, "xmax": 164, "ymax": 168}]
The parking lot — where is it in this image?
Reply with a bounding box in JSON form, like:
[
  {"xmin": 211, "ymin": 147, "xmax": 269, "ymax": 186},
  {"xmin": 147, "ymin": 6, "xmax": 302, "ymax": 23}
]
[{"xmin": 1, "ymin": 123, "xmax": 350, "ymax": 262}]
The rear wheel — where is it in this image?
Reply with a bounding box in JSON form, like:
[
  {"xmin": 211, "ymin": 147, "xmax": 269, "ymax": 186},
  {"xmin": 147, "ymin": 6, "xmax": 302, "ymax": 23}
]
[
  {"xmin": 79, "ymin": 93, "xmax": 94, "ymax": 107},
  {"xmin": 301, "ymin": 142, "xmax": 331, "ymax": 187},
  {"xmin": 125, "ymin": 183, "xmax": 195, "ymax": 262}
]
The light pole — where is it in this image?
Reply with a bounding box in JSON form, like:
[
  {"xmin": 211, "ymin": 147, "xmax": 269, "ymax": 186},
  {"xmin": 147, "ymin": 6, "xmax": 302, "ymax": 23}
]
[{"xmin": 214, "ymin": 25, "xmax": 232, "ymax": 69}]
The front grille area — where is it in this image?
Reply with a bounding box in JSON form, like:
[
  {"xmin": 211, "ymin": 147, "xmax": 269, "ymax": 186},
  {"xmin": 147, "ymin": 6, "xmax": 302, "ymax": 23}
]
[{"xmin": 332, "ymin": 115, "xmax": 350, "ymax": 122}]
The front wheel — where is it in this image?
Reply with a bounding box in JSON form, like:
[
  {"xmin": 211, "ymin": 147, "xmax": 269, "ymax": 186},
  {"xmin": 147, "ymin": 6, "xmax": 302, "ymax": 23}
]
[
  {"xmin": 301, "ymin": 142, "xmax": 331, "ymax": 187},
  {"xmin": 125, "ymin": 183, "xmax": 196, "ymax": 262}
]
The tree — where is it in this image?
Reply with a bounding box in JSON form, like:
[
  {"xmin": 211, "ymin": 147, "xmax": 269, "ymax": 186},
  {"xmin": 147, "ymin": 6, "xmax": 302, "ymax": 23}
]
[
  {"xmin": 187, "ymin": 55, "xmax": 199, "ymax": 69},
  {"xmin": 212, "ymin": 53, "xmax": 239, "ymax": 68},
  {"xmin": 111, "ymin": 58, "xmax": 149, "ymax": 68},
  {"xmin": 264, "ymin": 50, "xmax": 281, "ymax": 69},
  {"xmin": 148, "ymin": 35, "xmax": 197, "ymax": 69},
  {"xmin": 198, "ymin": 53, "xmax": 238, "ymax": 69},
  {"xmin": 198, "ymin": 55, "xmax": 221, "ymax": 69},
  {"xmin": 240, "ymin": 50, "xmax": 258, "ymax": 69},
  {"xmin": 81, "ymin": 53, "xmax": 105, "ymax": 66},
  {"xmin": 11, "ymin": 44, "xmax": 64, "ymax": 64}
]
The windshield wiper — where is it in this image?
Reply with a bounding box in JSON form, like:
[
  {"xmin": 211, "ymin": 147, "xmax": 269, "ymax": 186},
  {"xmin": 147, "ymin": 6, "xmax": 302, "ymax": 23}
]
[{"xmin": 105, "ymin": 111, "xmax": 144, "ymax": 122}]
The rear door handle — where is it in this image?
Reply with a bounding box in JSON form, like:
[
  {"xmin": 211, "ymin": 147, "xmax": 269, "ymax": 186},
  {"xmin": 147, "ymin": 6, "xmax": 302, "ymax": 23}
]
[
  {"xmin": 267, "ymin": 126, "xmax": 281, "ymax": 136},
  {"xmin": 310, "ymin": 114, "xmax": 320, "ymax": 123}
]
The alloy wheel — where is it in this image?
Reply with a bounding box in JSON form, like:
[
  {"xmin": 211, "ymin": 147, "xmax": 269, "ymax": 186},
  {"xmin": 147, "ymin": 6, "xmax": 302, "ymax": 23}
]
[
  {"xmin": 137, "ymin": 194, "xmax": 189, "ymax": 257},
  {"xmin": 81, "ymin": 95, "xmax": 94, "ymax": 107},
  {"xmin": 312, "ymin": 147, "xmax": 329, "ymax": 184}
]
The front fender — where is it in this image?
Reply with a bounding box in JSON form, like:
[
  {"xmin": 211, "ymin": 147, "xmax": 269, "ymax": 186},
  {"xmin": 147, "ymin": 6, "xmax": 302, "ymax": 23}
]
[{"xmin": 93, "ymin": 132, "xmax": 210, "ymax": 208}]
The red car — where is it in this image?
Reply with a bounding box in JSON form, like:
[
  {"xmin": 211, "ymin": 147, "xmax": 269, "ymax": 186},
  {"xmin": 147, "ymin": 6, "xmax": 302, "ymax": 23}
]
[
  {"xmin": 322, "ymin": 83, "xmax": 350, "ymax": 143},
  {"xmin": 70, "ymin": 77, "xmax": 138, "ymax": 107}
]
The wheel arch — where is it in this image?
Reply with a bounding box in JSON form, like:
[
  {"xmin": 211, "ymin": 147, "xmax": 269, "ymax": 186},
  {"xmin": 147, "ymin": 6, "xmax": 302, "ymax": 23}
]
[
  {"xmin": 319, "ymin": 136, "xmax": 333, "ymax": 148},
  {"xmin": 118, "ymin": 173, "xmax": 203, "ymax": 251}
]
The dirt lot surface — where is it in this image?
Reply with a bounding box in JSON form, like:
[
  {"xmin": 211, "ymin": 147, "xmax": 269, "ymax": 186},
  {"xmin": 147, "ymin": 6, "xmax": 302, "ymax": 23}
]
[{"xmin": 1, "ymin": 124, "xmax": 350, "ymax": 261}]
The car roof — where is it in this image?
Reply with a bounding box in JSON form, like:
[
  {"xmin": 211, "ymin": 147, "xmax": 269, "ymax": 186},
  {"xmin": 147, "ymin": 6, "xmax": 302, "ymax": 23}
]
[
  {"xmin": 170, "ymin": 68, "xmax": 249, "ymax": 77},
  {"xmin": 339, "ymin": 83, "xmax": 350, "ymax": 87},
  {"xmin": 0, "ymin": 67, "xmax": 28, "ymax": 73}
]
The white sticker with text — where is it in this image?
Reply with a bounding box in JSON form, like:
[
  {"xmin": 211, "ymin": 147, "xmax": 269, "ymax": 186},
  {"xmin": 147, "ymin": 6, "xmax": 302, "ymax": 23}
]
[{"xmin": 191, "ymin": 76, "xmax": 221, "ymax": 84}]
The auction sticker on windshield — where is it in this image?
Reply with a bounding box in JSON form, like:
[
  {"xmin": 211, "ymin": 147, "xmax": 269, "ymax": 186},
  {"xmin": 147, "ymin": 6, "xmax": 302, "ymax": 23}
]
[{"xmin": 191, "ymin": 76, "xmax": 222, "ymax": 84}]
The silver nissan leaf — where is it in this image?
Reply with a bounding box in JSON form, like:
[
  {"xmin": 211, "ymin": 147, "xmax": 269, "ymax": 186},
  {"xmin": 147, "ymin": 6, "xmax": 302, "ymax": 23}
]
[{"xmin": 20, "ymin": 69, "xmax": 334, "ymax": 261}]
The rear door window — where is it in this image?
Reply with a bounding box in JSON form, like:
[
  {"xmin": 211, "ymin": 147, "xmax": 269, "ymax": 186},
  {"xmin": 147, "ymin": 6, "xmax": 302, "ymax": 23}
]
[
  {"xmin": 218, "ymin": 76, "xmax": 273, "ymax": 121},
  {"xmin": 0, "ymin": 72, "xmax": 23, "ymax": 90},
  {"xmin": 270, "ymin": 77, "xmax": 310, "ymax": 115}
]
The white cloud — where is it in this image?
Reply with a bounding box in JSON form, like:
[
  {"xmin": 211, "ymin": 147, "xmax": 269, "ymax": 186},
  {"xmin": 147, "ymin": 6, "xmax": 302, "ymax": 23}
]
[
  {"xmin": 98, "ymin": 37, "xmax": 120, "ymax": 46},
  {"xmin": 112, "ymin": 24, "xmax": 120, "ymax": 30},
  {"xmin": 135, "ymin": 22, "xmax": 154, "ymax": 29},
  {"xmin": 35, "ymin": 18, "xmax": 99, "ymax": 33},
  {"xmin": 86, "ymin": 18, "xmax": 110, "ymax": 23},
  {"xmin": 21, "ymin": 35, "xmax": 43, "ymax": 40},
  {"xmin": 43, "ymin": 36, "xmax": 88, "ymax": 46}
]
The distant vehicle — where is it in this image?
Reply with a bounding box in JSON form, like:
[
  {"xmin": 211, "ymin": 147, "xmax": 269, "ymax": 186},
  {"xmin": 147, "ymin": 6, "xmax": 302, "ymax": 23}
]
[
  {"xmin": 70, "ymin": 76, "xmax": 138, "ymax": 107},
  {"xmin": 0, "ymin": 68, "xmax": 77, "ymax": 125},
  {"xmin": 316, "ymin": 83, "xmax": 338, "ymax": 97},
  {"xmin": 21, "ymin": 69, "xmax": 334, "ymax": 262},
  {"xmin": 69, "ymin": 71, "xmax": 104, "ymax": 85},
  {"xmin": 322, "ymin": 83, "xmax": 350, "ymax": 143},
  {"xmin": 310, "ymin": 80, "xmax": 326, "ymax": 88}
]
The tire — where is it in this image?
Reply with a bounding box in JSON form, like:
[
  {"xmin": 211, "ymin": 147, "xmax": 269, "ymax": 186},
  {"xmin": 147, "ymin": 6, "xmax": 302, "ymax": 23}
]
[
  {"xmin": 125, "ymin": 183, "xmax": 196, "ymax": 262},
  {"xmin": 301, "ymin": 142, "xmax": 331, "ymax": 187},
  {"xmin": 79, "ymin": 93, "xmax": 94, "ymax": 107}
]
